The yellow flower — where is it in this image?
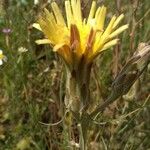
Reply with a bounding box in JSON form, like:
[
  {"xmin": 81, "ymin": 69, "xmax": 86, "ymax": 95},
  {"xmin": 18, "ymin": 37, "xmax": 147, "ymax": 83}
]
[{"xmin": 33, "ymin": 0, "xmax": 128, "ymax": 68}]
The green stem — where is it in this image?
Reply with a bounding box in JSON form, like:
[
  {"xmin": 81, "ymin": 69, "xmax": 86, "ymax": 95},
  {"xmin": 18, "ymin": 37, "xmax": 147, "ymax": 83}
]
[
  {"xmin": 64, "ymin": 63, "xmax": 92, "ymax": 149},
  {"xmin": 78, "ymin": 123, "xmax": 86, "ymax": 150}
]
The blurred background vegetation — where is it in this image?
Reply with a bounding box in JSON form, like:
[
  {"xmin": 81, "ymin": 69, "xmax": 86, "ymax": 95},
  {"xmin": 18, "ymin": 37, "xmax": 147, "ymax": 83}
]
[{"xmin": 0, "ymin": 0, "xmax": 150, "ymax": 149}]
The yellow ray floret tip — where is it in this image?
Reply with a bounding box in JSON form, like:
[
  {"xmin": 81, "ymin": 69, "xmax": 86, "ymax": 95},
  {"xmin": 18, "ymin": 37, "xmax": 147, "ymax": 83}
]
[
  {"xmin": 109, "ymin": 24, "xmax": 129, "ymax": 39},
  {"xmin": 102, "ymin": 39, "xmax": 119, "ymax": 51},
  {"xmin": 32, "ymin": 23, "xmax": 42, "ymax": 31},
  {"xmin": 51, "ymin": 2, "xmax": 66, "ymax": 26},
  {"xmin": 113, "ymin": 14, "xmax": 124, "ymax": 29},
  {"xmin": 87, "ymin": 1, "xmax": 96, "ymax": 24},
  {"xmin": 35, "ymin": 39, "xmax": 52, "ymax": 45}
]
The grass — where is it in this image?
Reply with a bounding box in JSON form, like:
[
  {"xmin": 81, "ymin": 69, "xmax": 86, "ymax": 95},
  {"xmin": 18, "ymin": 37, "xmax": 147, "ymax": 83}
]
[{"xmin": 0, "ymin": 0, "xmax": 150, "ymax": 149}]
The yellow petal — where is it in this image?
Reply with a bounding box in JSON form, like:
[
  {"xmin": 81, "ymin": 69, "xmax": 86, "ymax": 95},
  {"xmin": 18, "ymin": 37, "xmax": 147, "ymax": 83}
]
[
  {"xmin": 35, "ymin": 39, "xmax": 51, "ymax": 45},
  {"xmin": 76, "ymin": 0, "xmax": 82, "ymax": 24},
  {"xmin": 38, "ymin": 18, "xmax": 55, "ymax": 43},
  {"xmin": 101, "ymin": 15, "xmax": 116, "ymax": 41},
  {"xmin": 101, "ymin": 39, "xmax": 119, "ymax": 51},
  {"xmin": 87, "ymin": 1, "xmax": 96, "ymax": 24},
  {"xmin": 113, "ymin": 14, "xmax": 124, "ymax": 29},
  {"xmin": 95, "ymin": 7, "xmax": 101, "ymax": 19},
  {"xmin": 32, "ymin": 23, "xmax": 42, "ymax": 31},
  {"xmin": 89, "ymin": 39, "xmax": 118, "ymax": 63},
  {"xmin": 95, "ymin": 6, "xmax": 107, "ymax": 30},
  {"xmin": 39, "ymin": 10, "xmax": 69, "ymax": 45},
  {"xmin": 71, "ymin": 0, "xmax": 76, "ymax": 18},
  {"xmin": 53, "ymin": 43, "xmax": 66, "ymax": 52},
  {"xmin": 71, "ymin": 0, "xmax": 82, "ymax": 24},
  {"xmin": 93, "ymin": 16, "xmax": 116, "ymax": 53},
  {"xmin": 51, "ymin": 2, "xmax": 66, "ymax": 26},
  {"xmin": 44, "ymin": 8, "xmax": 57, "ymax": 26},
  {"xmin": 109, "ymin": 24, "xmax": 129, "ymax": 39},
  {"xmin": 88, "ymin": 19, "xmax": 96, "ymax": 27},
  {"xmin": 65, "ymin": 0, "xmax": 74, "ymax": 27}
]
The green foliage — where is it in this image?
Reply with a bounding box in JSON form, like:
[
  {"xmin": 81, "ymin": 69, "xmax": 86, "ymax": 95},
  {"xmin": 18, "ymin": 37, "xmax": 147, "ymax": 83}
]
[{"xmin": 0, "ymin": 0, "xmax": 150, "ymax": 149}]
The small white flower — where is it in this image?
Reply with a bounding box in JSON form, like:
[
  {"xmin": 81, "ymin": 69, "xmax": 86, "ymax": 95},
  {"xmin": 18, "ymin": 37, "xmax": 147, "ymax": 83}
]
[
  {"xmin": 34, "ymin": 0, "xmax": 39, "ymax": 5},
  {"xmin": 0, "ymin": 60, "xmax": 3, "ymax": 65},
  {"xmin": 18, "ymin": 47, "xmax": 28, "ymax": 53},
  {"xmin": 0, "ymin": 50, "xmax": 4, "ymax": 65}
]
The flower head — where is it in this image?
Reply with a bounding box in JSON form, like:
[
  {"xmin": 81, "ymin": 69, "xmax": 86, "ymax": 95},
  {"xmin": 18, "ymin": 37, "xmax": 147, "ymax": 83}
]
[
  {"xmin": 33, "ymin": 0, "xmax": 128, "ymax": 69},
  {"xmin": 0, "ymin": 49, "xmax": 4, "ymax": 65},
  {"xmin": 18, "ymin": 47, "xmax": 28, "ymax": 53},
  {"xmin": 2, "ymin": 28, "xmax": 12, "ymax": 34}
]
